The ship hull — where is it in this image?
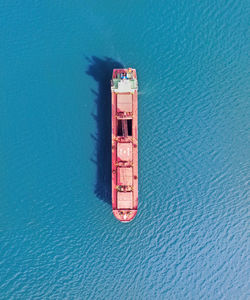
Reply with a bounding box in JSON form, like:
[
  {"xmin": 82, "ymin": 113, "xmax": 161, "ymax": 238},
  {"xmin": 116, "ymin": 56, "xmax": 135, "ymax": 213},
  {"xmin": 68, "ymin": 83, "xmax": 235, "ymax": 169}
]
[{"xmin": 111, "ymin": 68, "xmax": 138, "ymax": 222}]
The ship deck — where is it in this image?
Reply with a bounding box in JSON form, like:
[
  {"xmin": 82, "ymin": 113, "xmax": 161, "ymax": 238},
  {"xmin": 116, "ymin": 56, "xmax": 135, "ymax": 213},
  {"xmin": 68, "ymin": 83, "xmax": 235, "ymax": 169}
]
[{"xmin": 111, "ymin": 68, "xmax": 138, "ymax": 222}]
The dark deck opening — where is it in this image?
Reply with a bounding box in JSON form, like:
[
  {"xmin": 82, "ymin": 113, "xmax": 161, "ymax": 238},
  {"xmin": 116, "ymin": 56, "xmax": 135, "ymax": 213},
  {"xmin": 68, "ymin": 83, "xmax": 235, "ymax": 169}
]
[
  {"xmin": 117, "ymin": 120, "xmax": 123, "ymax": 136},
  {"xmin": 117, "ymin": 119, "xmax": 132, "ymax": 137},
  {"xmin": 127, "ymin": 119, "xmax": 132, "ymax": 136}
]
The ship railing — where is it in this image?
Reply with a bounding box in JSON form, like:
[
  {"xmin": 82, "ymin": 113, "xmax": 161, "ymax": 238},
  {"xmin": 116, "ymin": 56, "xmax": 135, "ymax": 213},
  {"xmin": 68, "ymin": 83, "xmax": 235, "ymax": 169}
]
[
  {"xmin": 116, "ymin": 185, "xmax": 133, "ymax": 192},
  {"xmin": 114, "ymin": 137, "xmax": 133, "ymax": 143},
  {"xmin": 116, "ymin": 112, "xmax": 133, "ymax": 119},
  {"xmin": 115, "ymin": 161, "xmax": 133, "ymax": 167}
]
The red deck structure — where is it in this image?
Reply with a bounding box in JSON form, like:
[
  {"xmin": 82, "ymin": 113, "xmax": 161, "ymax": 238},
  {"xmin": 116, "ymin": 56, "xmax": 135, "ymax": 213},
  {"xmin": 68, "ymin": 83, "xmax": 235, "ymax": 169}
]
[{"xmin": 111, "ymin": 68, "xmax": 138, "ymax": 222}]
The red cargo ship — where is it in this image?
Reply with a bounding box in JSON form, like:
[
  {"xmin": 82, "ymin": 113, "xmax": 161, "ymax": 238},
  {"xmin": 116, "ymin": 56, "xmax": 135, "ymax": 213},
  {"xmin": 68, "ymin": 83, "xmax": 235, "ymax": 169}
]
[{"xmin": 111, "ymin": 68, "xmax": 138, "ymax": 222}]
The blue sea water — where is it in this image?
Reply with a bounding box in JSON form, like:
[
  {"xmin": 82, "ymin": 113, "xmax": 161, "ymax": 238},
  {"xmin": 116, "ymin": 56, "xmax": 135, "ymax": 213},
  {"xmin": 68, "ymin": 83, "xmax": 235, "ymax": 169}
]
[{"xmin": 0, "ymin": 1, "xmax": 249, "ymax": 299}]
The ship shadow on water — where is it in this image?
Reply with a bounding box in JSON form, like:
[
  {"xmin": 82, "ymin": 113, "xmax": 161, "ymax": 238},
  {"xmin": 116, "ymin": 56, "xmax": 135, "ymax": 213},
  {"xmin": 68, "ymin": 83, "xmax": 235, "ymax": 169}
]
[{"xmin": 86, "ymin": 57, "xmax": 124, "ymax": 205}]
